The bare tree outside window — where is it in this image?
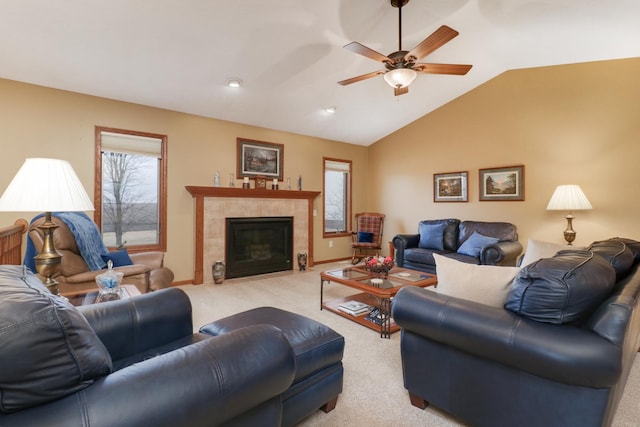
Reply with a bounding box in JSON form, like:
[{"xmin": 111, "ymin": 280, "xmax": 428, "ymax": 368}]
[
  {"xmin": 95, "ymin": 127, "xmax": 167, "ymax": 252},
  {"xmin": 323, "ymin": 158, "xmax": 351, "ymax": 237},
  {"xmin": 102, "ymin": 152, "xmax": 158, "ymax": 248}
]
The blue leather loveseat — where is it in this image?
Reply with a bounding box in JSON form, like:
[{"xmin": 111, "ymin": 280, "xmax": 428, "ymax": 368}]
[
  {"xmin": 0, "ymin": 266, "xmax": 343, "ymax": 426},
  {"xmin": 393, "ymin": 219, "xmax": 523, "ymax": 274},
  {"xmin": 392, "ymin": 237, "xmax": 640, "ymax": 427}
]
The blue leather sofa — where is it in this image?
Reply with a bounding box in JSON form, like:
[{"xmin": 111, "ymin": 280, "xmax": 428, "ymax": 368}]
[
  {"xmin": 0, "ymin": 266, "xmax": 343, "ymax": 426},
  {"xmin": 392, "ymin": 219, "xmax": 523, "ymax": 274},
  {"xmin": 392, "ymin": 238, "xmax": 640, "ymax": 427}
]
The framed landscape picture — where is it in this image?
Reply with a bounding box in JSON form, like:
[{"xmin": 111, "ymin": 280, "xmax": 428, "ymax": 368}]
[
  {"xmin": 479, "ymin": 165, "xmax": 525, "ymax": 201},
  {"xmin": 434, "ymin": 171, "xmax": 468, "ymax": 202},
  {"xmin": 237, "ymin": 138, "xmax": 284, "ymax": 180}
]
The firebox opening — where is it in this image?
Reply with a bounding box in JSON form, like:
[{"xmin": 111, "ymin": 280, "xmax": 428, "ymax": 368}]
[{"xmin": 225, "ymin": 217, "xmax": 293, "ymax": 279}]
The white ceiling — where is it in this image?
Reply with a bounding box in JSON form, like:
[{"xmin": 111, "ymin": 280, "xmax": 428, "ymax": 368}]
[{"xmin": 1, "ymin": 1, "xmax": 639, "ymax": 146}]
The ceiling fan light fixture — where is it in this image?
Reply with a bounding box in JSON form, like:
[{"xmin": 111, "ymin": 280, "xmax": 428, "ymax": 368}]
[
  {"xmin": 226, "ymin": 78, "xmax": 242, "ymax": 88},
  {"xmin": 383, "ymin": 68, "xmax": 417, "ymax": 89}
]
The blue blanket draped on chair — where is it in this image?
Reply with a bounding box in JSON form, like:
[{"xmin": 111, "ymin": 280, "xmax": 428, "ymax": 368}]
[{"xmin": 24, "ymin": 212, "xmax": 110, "ymax": 273}]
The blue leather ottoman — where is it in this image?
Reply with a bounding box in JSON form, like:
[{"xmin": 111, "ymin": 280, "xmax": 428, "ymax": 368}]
[{"xmin": 200, "ymin": 307, "xmax": 344, "ymax": 426}]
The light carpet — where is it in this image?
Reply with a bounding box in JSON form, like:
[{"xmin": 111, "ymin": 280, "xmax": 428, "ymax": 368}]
[{"xmin": 177, "ymin": 261, "xmax": 640, "ymax": 427}]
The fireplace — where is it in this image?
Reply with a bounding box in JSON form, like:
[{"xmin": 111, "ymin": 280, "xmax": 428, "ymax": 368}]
[{"xmin": 225, "ymin": 217, "xmax": 293, "ymax": 278}]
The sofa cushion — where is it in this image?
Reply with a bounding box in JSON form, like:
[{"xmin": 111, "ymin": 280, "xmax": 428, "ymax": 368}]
[
  {"xmin": 356, "ymin": 231, "xmax": 374, "ymax": 243},
  {"xmin": 434, "ymin": 253, "xmax": 520, "ymax": 308},
  {"xmin": 418, "ymin": 221, "xmax": 446, "ymax": 250},
  {"xmin": 587, "ymin": 240, "xmax": 635, "ymax": 279},
  {"xmin": 457, "ymin": 231, "xmax": 499, "ymax": 257},
  {"xmin": 458, "ymin": 221, "xmax": 518, "ymax": 243},
  {"xmin": 520, "ymin": 238, "xmax": 568, "ymax": 267},
  {"xmin": 608, "ymin": 237, "xmax": 640, "ymax": 263},
  {"xmin": 0, "ymin": 266, "xmax": 112, "ymax": 412},
  {"xmin": 505, "ymin": 250, "xmax": 616, "ymax": 325}
]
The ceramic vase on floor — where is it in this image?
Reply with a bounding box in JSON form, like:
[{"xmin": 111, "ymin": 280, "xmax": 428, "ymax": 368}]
[{"xmin": 212, "ymin": 260, "xmax": 225, "ymax": 284}]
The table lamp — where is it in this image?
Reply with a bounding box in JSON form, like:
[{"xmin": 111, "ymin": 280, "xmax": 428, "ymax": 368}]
[
  {"xmin": 0, "ymin": 158, "xmax": 94, "ymax": 294},
  {"xmin": 546, "ymin": 184, "xmax": 592, "ymax": 245}
]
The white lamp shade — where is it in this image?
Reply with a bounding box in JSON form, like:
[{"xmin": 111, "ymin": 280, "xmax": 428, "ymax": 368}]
[
  {"xmin": 546, "ymin": 185, "xmax": 592, "ymax": 211},
  {"xmin": 383, "ymin": 68, "xmax": 417, "ymax": 88},
  {"xmin": 0, "ymin": 158, "xmax": 94, "ymax": 212}
]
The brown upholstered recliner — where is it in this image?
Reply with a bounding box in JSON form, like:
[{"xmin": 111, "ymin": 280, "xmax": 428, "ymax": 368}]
[{"xmin": 28, "ymin": 215, "xmax": 174, "ymax": 295}]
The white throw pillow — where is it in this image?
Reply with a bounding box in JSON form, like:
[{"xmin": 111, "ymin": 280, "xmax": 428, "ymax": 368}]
[
  {"xmin": 520, "ymin": 238, "xmax": 569, "ymax": 267},
  {"xmin": 433, "ymin": 253, "xmax": 521, "ymax": 308}
]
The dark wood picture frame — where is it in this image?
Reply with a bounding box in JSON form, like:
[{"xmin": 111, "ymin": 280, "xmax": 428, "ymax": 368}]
[
  {"xmin": 433, "ymin": 171, "xmax": 468, "ymax": 202},
  {"xmin": 237, "ymin": 138, "xmax": 284, "ymax": 180},
  {"xmin": 479, "ymin": 165, "xmax": 525, "ymax": 201}
]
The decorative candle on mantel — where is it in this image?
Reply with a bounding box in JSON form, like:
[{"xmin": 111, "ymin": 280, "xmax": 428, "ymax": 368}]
[
  {"xmin": 272, "ymin": 178, "xmax": 278, "ymax": 190},
  {"xmin": 242, "ymin": 176, "xmax": 250, "ymax": 189}
]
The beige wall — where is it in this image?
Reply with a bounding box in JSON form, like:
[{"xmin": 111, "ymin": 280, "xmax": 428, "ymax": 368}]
[
  {"xmin": 369, "ymin": 57, "xmax": 640, "ymax": 251},
  {"xmin": 0, "ymin": 78, "xmax": 368, "ymax": 282},
  {"xmin": 2, "ymin": 57, "xmax": 639, "ymax": 282}
]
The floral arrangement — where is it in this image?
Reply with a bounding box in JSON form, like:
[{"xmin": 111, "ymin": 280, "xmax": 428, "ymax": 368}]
[{"xmin": 364, "ymin": 255, "xmax": 394, "ymax": 275}]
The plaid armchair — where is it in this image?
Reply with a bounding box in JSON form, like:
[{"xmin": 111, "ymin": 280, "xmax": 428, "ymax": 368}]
[{"xmin": 351, "ymin": 212, "xmax": 385, "ymax": 264}]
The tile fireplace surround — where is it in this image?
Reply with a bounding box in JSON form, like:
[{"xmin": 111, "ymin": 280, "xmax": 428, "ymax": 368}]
[{"xmin": 186, "ymin": 186, "xmax": 321, "ymax": 284}]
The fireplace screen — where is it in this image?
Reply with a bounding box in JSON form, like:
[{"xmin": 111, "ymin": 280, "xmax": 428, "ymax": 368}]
[{"xmin": 225, "ymin": 217, "xmax": 293, "ymax": 278}]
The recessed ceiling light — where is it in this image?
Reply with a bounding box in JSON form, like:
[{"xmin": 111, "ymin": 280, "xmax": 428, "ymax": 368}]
[
  {"xmin": 226, "ymin": 78, "xmax": 242, "ymax": 88},
  {"xmin": 324, "ymin": 106, "xmax": 336, "ymax": 114}
]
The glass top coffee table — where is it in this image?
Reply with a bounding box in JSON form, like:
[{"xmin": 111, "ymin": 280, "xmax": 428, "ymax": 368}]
[
  {"xmin": 320, "ymin": 266, "xmax": 437, "ymax": 338},
  {"xmin": 64, "ymin": 284, "xmax": 142, "ymax": 306}
]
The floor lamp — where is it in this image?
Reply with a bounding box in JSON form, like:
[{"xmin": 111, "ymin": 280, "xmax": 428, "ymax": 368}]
[
  {"xmin": 0, "ymin": 158, "xmax": 94, "ymax": 295},
  {"xmin": 546, "ymin": 184, "xmax": 592, "ymax": 245}
]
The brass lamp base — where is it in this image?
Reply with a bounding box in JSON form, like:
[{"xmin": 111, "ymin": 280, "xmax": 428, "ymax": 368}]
[
  {"xmin": 34, "ymin": 211, "xmax": 62, "ymax": 295},
  {"xmin": 563, "ymin": 214, "xmax": 576, "ymax": 246}
]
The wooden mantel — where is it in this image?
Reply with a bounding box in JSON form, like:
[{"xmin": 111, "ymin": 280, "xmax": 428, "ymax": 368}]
[{"xmin": 186, "ymin": 186, "xmax": 321, "ymax": 284}]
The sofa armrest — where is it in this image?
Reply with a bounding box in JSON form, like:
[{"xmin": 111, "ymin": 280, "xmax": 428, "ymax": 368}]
[
  {"xmin": 480, "ymin": 240, "xmax": 523, "ymax": 266},
  {"xmin": 392, "ymin": 286, "xmax": 622, "ymax": 388},
  {"xmin": 129, "ymin": 251, "xmax": 164, "ymax": 269},
  {"xmin": 392, "ymin": 234, "xmax": 419, "ymax": 266},
  {"xmin": 62, "ymin": 264, "xmax": 150, "ymax": 284},
  {"xmin": 1, "ymin": 325, "xmax": 296, "ymax": 427},
  {"xmin": 78, "ymin": 288, "xmax": 193, "ymax": 361}
]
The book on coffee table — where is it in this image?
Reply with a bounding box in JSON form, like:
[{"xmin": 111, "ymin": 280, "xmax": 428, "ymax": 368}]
[{"xmin": 338, "ymin": 300, "xmax": 372, "ymax": 316}]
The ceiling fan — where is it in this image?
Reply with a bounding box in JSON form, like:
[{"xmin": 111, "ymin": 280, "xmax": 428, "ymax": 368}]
[{"xmin": 338, "ymin": 0, "xmax": 472, "ymax": 96}]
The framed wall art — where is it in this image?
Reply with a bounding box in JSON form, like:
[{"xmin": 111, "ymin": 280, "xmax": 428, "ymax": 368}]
[
  {"xmin": 434, "ymin": 171, "xmax": 468, "ymax": 202},
  {"xmin": 479, "ymin": 165, "xmax": 525, "ymax": 201},
  {"xmin": 236, "ymin": 138, "xmax": 284, "ymax": 180}
]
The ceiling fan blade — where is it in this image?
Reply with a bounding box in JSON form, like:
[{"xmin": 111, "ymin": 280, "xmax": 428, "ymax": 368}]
[
  {"xmin": 405, "ymin": 25, "xmax": 459, "ymax": 62},
  {"xmin": 414, "ymin": 63, "xmax": 472, "ymax": 75},
  {"xmin": 343, "ymin": 42, "xmax": 391, "ymax": 63},
  {"xmin": 338, "ymin": 70, "xmax": 385, "ymax": 86},
  {"xmin": 394, "ymin": 86, "xmax": 409, "ymax": 96}
]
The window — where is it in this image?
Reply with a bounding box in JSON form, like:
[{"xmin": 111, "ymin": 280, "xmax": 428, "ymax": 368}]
[
  {"xmin": 95, "ymin": 126, "xmax": 167, "ymax": 252},
  {"xmin": 323, "ymin": 158, "xmax": 351, "ymax": 236}
]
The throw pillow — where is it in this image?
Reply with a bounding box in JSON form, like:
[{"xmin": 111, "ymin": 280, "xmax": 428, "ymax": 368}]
[
  {"xmin": 433, "ymin": 253, "xmax": 520, "ymax": 308},
  {"xmin": 520, "ymin": 238, "xmax": 568, "ymax": 267},
  {"xmin": 0, "ymin": 265, "xmax": 112, "ymax": 412},
  {"xmin": 102, "ymin": 249, "xmax": 133, "ymax": 267},
  {"xmin": 457, "ymin": 231, "xmax": 499, "ymax": 257},
  {"xmin": 505, "ymin": 250, "xmax": 616, "ymax": 325},
  {"xmin": 418, "ymin": 222, "xmax": 446, "ymax": 250},
  {"xmin": 357, "ymin": 231, "xmax": 374, "ymax": 243}
]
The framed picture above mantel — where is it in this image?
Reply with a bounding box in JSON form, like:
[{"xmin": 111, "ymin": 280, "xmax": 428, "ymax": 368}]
[{"xmin": 236, "ymin": 138, "xmax": 284, "ymax": 180}]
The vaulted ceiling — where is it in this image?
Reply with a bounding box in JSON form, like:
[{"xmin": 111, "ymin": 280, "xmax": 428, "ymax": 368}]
[{"xmin": 1, "ymin": 1, "xmax": 639, "ymax": 146}]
